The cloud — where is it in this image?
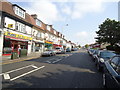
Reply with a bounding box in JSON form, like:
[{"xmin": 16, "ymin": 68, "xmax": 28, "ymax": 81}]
[
  {"xmin": 76, "ymin": 31, "xmax": 88, "ymax": 37},
  {"xmin": 23, "ymin": 0, "xmax": 63, "ymax": 24},
  {"xmin": 75, "ymin": 31, "xmax": 97, "ymax": 46}
]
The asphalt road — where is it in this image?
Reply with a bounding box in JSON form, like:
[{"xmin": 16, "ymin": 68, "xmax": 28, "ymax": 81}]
[{"xmin": 1, "ymin": 49, "xmax": 104, "ymax": 88}]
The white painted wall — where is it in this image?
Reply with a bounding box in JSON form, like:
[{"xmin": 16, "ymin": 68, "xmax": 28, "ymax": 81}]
[
  {"xmin": 26, "ymin": 26, "xmax": 32, "ymax": 35},
  {"xmin": 27, "ymin": 41, "xmax": 32, "ymax": 54},
  {"xmin": 4, "ymin": 17, "xmax": 16, "ymax": 29}
]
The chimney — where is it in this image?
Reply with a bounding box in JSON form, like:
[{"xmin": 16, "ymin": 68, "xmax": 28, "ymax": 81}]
[{"xmin": 31, "ymin": 14, "xmax": 37, "ymax": 19}]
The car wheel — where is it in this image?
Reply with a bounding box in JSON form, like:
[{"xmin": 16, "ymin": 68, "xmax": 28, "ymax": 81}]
[{"xmin": 103, "ymin": 74, "xmax": 107, "ymax": 88}]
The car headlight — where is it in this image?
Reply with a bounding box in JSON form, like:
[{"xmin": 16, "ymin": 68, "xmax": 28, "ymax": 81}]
[{"xmin": 100, "ymin": 58, "xmax": 104, "ymax": 63}]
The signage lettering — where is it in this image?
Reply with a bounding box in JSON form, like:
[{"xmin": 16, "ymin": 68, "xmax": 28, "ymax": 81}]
[{"xmin": 5, "ymin": 31, "xmax": 32, "ymax": 40}]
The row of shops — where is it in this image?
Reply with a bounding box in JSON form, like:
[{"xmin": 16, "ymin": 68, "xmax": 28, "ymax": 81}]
[
  {"xmin": 0, "ymin": 29, "xmax": 64, "ymax": 59},
  {"xmin": 0, "ymin": 1, "xmax": 76, "ymax": 60}
]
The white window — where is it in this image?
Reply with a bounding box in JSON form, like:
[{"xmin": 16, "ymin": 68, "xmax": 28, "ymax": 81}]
[
  {"xmin": 47, "ymin": 25, "xmax": 50, "ymax": 31},
  {"xmin": 16, "ymin": 22, "xmax": 26, "ymax": 33},
  {"xmin": 14, "ymin": 6, "xmax": 25, "ymax": 18},
  {"xmin": 36, "ymin": 19, "xmax": 42, "ymax": 27}
]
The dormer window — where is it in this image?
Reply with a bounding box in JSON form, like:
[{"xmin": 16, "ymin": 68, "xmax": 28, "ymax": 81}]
[
  {"xmin": 36, "ymin": 19, "xmax": 42, "ymax": 27},
  {"xmin": 13, "ymin": 4, "xmax": 25, "ymax": 19},
  {"xmin": 47, "ymin": 25, "xmax": 50, "ymax": 31}
]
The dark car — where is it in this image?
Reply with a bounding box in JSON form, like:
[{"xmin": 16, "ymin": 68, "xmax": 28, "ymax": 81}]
[
  {"xmin": 103, "ymin": 55, "xmax": 120, "ymax": 88},
  {"xmin": 88, "ymin": 49, "xmax": 95, "ymax": 56},
  {"xmin": 92, "ymin": 49, "xmax": 99, "ymax": 61},
  {"xmin": 96, "ymin": 50, "xmax": 116, "ymax": 72}
]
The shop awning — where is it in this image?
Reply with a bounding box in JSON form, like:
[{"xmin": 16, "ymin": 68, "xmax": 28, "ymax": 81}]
[
  {"xmin": 5, "ymin": 36, "xmax": 29, "ymax": 42},
  {"xmin": 53, "ymin": 44, "xmax": 62, "ymax": 47},
  {"xmin": 33, "ymin": 39, "xmax": 44, "ymax": 44}
]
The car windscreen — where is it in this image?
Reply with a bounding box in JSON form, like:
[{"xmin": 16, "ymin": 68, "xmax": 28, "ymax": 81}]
[{"xmin": 100, "ymin": 52, "xmax": 116, "ymax": 59}]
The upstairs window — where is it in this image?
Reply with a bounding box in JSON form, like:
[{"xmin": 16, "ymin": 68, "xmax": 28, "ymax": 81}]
[
  {"xmin": 47, "ymin": 25, "xmax": 50, "ymax": 31},
  {"xmin": 36, "ymin": 19, "xmax": 42, "ymax": 27},
  {"xmin": 14, "ymin": 6, "xmax": 25, "ymax": 19},
  {"xmin": 16, "ymin": 22, "xmax": 26, "ymax": 33}
]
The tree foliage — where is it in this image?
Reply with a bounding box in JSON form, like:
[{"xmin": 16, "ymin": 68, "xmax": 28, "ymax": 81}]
[
  {"xmin": 85, "ymin": 44, "xmax": 89, "ymax": 48},
  {"xmin": 95, "ymin": 18, "xmax": 120, "ymax": 46}
]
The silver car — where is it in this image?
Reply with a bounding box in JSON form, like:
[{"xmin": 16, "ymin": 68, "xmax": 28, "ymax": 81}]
[{"xmin": 42, "ymin": 50, "xmax": 56, "ymax": 56}]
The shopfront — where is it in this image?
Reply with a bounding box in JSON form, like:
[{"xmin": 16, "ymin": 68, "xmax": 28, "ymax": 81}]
[
  {"xmin": 32, "ymin": 39, "xmax": 44, "ymax": 53},
  {"xmin": 3, "ymin": 31, "xmax": 32, "ymax": 58},
  {"xmin": 45, "ymin": 40, "xmax": 53, "ymax": 50}
]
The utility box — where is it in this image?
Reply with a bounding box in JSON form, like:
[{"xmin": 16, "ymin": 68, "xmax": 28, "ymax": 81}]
[
  {"xmin": 11, "ymin": 52, "xmax": 18, "ymax": 59},
  {"xmin": 19, "ymin": 49, "xmax": 27, "ymax": 57}
]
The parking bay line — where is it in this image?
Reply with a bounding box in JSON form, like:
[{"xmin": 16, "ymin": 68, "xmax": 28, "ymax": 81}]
[
  {"xmin": 52, "ymin": 59, "xmax": 62, "ymax": 63},
  {"xmin": 10, "ymin": 66, "xmax": 45, "ymax": 81},
  {"xmin": 0, "ymin": 64, "xmax": 36, "ymax": 76}
]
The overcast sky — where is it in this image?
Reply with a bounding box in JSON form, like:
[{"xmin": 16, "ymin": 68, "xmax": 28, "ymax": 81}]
[{"xmin": 7, "ymin": 0, "xmax": 119, "ymax": 46}]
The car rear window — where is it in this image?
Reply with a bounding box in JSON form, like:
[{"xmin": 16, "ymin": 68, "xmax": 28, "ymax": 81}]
[{"xmin": 56, "ymin": 48, "xmax": 60, "ymax": 49}]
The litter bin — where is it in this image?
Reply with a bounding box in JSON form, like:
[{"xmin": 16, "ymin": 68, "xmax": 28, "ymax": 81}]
[
  {"xmin": 11, "ymin": 52, "xmax": 18, "ymax": 59},
  {"xmin": 19, "ymin": 49, "xmax": 27, "ymax": 57}
]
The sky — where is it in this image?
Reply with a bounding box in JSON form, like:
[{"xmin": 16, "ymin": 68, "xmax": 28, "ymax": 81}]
[{"xmin": 6, "ymin": 0, "xmax": 119, "ymax": 46}]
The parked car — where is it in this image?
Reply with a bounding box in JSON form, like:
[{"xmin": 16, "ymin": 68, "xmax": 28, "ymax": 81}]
[
  {"xmin": 103, "ymin": 55, "xmax": 120, "ymax": 88},
  {"xmin": 42, "ymin": 50, "xmax": 56, "ymax": 56},
  {"xmin": 66, "ymin": 48, "xmax": 71, "ymax": 52},
  {"xmin": 92, "ymin": 49, "xmax": 99, "ymax": 61},
  {"xmin": 95, "ymin": 50, "xmax": 116, "ymax": 72},
  {"xmin": 55, "ymin": 47, "xmax": 66, "ymax": 54},
  {"xmin": 88, "ymin": 49, "xmax": 95, "ymax": 56}
]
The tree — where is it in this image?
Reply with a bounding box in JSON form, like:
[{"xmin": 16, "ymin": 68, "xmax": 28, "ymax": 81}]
[
  {"xmin": 95, "ymin": 18, "xmax": 120, "ymax": 46},
  {"xmin": 85, "ymin": 44, "xmax": 89, "ymax": 48},
  {"xmin": 78, "ymin": 45, "xmax": 81, "ymax": 48}
]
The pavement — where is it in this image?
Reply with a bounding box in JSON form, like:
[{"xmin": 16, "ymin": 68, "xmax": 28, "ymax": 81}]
[{"xmin": 0, "ymin": 52, "xmax": 41, "ymax": 65}]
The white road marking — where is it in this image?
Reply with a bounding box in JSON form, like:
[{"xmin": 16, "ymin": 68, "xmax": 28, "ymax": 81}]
[
  {"xmin": 32, "ymin": 65, "xmax": 38, "ymax": 69},
  {"xmin": 3, "ymin": 73, "xmax": 10, "ymax": 80},
  {"xmin": 52, "ymin": 59, "xmax": 62, "ymax": 63},
  {"xmin": 10, "ymin": 66, "xmax": 45, "ymax": 81},
  {"xmin": 45, "ymin": 61, "xmax": 51, "ymax": 63},
  {"xmin": 0, "ymin": 64, "xmax": 34, "ymax": 76}
]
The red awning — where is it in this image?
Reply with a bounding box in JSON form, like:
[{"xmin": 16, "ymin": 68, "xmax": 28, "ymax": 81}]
[{"xmin": 53, "ymin": 44, "xmax": 62, "ymax": 47}]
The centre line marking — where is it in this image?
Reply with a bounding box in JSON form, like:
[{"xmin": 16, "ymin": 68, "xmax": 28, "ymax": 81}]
[{"xmin": 10, "ymin": 66, "xmax": 45, "ymax": 81}]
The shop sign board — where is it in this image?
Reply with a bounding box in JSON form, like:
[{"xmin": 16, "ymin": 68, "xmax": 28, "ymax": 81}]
[
  {"xmin": 5, "ymin": 31, "xmax": 32, "ymax": 40},
  {"xmin": 45, "ymin": 40, "xmax": 53, "ymax": 44}
]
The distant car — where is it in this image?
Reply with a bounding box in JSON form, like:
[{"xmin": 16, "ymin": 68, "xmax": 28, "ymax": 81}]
[
  {"xmin": 42, "ymin": 50, "xmax": 56, "ymax": 56},
  {"xmin": 66, "ymin": 48, "xmax": 71, "ymax": 52},
  {"xmin": 103, "ymin": 55, "xmax": 120, "ymax": 88},
  {"xmin": 71, "ymin": 48, "xmax": 78, "ymax": 51},
  {"xmin": 55, "ymin": 47, "xmax": 66, "ymax": 54},
  {"xmin": 95, "ymin": 50, "xmax": 116, "ymax": 72}
]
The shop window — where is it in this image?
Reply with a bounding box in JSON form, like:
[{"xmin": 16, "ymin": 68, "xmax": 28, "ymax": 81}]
[{"xmin": 3, "ymin": 39, "xmax": 12, "ymax": 54}]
